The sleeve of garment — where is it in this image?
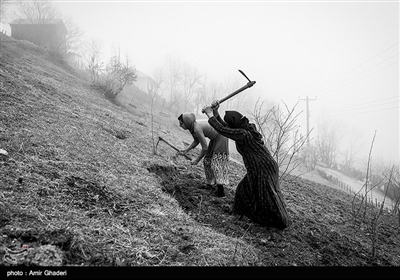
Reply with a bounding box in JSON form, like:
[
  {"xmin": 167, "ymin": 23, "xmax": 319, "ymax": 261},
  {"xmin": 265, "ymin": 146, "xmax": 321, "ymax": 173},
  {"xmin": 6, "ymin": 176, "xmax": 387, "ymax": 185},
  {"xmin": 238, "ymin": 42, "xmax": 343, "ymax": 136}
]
[
  {"xmin": 193, "ymin": 125, "xmax": 208, "ymax": 151},
  {"xmin": 208, "ymin": 116, "xmax": 247, "ymax": 142},
  {"xmin": 215, "ymin": 114, "xmax": 227, "ymax": 127}
]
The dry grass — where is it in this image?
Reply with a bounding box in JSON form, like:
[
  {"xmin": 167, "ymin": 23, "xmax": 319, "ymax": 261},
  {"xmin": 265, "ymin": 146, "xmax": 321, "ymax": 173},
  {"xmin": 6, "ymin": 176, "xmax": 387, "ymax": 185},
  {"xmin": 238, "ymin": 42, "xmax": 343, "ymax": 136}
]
[{"xmin": 0, "ymin": 33, "xmax": 257, "ymax": 267}]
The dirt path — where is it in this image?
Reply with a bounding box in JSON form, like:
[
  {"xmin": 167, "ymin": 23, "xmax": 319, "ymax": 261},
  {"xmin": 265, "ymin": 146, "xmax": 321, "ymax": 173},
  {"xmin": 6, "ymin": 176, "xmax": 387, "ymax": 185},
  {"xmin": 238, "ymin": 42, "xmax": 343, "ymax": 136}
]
[{"xmin": 317, "ymin": 166, "xmax": 394, "ymax": 210}]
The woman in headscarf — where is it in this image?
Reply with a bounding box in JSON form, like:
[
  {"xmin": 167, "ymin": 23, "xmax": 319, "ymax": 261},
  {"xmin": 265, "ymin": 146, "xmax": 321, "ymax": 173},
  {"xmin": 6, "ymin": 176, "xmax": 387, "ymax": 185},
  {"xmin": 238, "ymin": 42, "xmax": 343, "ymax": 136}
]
[
  {"xmin": 202, "ymin": 102, "xmax": 290, "ymax": 229},
  {"xmin": 178, "ymin": 112, "xmax": 229, "ymax": 197}
]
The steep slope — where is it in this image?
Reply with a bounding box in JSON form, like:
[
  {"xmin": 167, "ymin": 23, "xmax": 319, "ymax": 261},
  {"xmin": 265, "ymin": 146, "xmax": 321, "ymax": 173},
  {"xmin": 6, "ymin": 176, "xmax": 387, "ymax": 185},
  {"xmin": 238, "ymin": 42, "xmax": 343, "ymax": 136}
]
[
  {"xmin": 0, "ymin": 33, "xmax": 253, "ymax": 266},
  {"xmin": 0, "ymin": 33, "xmax": 399, "ymax": 272}
]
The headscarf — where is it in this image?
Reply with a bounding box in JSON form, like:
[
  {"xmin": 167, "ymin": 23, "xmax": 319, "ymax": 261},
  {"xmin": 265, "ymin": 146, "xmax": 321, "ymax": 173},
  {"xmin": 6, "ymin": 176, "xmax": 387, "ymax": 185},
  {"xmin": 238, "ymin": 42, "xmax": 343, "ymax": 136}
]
[
  {"xmin": 178, "ymin": 112, "xmax": 196, "ymax": 134},
  {"xmin": 224, "ymin": 111, "xmax": 247, "ymax": 129},
  {"xmin": 224, "ymin": 110, "xmax": 264, "ymax": 145}
]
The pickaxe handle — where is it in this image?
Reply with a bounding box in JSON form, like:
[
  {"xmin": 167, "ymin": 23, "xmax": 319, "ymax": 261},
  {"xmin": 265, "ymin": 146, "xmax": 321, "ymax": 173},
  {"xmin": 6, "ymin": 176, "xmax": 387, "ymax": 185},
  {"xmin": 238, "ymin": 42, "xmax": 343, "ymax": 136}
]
[
  {"xmin": 205, "ymin": 70, "xmax": 256, "ymax": 111},
  {"xmin": 216, "ymin": 80, "xmax": 256, "ymax": 106},
  {"xmin": 158, "ymin": 137, "xmax": 192, "ymax": 160}
]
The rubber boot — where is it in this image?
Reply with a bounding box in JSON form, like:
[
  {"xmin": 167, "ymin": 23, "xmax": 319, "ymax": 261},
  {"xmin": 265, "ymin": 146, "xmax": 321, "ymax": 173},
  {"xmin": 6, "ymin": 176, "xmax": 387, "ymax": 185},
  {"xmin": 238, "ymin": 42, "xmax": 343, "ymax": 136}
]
[{"xmin": 217, "ymin": 184, "xmax": 225, "ymax": 197}]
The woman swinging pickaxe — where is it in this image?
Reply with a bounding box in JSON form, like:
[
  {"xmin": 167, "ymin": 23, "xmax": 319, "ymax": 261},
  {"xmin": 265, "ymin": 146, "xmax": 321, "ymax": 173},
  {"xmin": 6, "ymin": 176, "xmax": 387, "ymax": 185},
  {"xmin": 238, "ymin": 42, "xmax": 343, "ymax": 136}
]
[{"xmin": 161, "ymin": 70, "xmax": 256, "ymax": 161}]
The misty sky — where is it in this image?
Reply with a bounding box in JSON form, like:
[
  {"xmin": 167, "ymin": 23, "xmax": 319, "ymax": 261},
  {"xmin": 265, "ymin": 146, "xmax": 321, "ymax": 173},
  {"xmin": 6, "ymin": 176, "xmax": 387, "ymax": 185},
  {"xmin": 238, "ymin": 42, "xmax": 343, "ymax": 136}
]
[{"xmin": 18, "ymin": 0, "xmax": 400, "ymax": 164}]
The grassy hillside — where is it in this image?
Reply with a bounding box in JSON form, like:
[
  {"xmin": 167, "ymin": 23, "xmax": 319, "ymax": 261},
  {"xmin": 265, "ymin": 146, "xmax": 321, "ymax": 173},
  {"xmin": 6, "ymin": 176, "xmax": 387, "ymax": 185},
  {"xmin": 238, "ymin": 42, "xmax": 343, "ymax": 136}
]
[{"xmin": 1, "ymin": 33, "xmax": 399, "ymax": 273}]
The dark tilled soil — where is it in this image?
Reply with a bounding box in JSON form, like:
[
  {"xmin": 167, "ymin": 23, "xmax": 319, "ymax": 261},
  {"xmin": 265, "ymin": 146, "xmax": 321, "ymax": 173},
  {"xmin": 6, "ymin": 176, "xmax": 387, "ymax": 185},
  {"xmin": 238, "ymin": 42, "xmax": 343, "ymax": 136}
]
[{"xmin": 148, "ymin": 157, "xmax": 400, "ymax": 267}]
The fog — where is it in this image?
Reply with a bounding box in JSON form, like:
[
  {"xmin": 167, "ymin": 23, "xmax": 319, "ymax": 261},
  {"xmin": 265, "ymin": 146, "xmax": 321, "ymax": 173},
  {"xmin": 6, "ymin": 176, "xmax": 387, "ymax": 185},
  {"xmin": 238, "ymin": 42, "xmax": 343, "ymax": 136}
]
[{"xmin": 18, "ymin": 1, "xmax": 400, "ymax": 164}]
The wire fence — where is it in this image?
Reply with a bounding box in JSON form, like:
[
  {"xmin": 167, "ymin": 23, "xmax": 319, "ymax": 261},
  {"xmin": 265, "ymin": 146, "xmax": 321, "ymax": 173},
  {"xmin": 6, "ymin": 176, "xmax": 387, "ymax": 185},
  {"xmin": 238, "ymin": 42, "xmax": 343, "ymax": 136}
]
[
  {"xmin": 315, "ymin": 168, "xmax": 396, "ymax": 213},
  {"xmin": 333, "ymin": 178, "xmax": 393, "ymax": 213}
]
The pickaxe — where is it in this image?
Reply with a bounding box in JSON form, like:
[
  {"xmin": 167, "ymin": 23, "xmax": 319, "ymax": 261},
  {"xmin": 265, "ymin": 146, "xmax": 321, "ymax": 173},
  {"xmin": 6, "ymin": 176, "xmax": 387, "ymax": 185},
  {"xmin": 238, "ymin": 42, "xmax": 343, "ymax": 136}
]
[
  {"xmin": 156, "ymin": 136, "xmax": 192, "ymax": 160},
  {"xmin": 208, "ymin": 69, "xmax": 256, "ymax": 110}
]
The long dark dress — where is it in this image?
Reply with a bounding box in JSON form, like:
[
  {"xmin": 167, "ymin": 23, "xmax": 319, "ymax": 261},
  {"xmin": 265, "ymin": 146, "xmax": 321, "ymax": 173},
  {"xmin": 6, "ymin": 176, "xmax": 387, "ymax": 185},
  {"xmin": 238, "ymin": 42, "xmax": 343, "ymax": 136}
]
[{"xmin": 208, "ymin": 115, "xmax": 290, "ymax": 229}]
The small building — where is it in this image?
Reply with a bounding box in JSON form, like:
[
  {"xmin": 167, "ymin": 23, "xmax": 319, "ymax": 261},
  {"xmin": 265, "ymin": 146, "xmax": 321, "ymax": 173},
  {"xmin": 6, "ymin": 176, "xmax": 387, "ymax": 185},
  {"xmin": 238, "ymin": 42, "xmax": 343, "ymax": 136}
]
[
  {"xmin": 9, "ymin": 19, "xmax": 67, "ymax": 53},
  {"xmin": 133, "ymin": 70, "xmax": 158, "ymax": 94},
  {"xmin": 0, "ymin": 22, "xmax": 11, "ymax": 36}
]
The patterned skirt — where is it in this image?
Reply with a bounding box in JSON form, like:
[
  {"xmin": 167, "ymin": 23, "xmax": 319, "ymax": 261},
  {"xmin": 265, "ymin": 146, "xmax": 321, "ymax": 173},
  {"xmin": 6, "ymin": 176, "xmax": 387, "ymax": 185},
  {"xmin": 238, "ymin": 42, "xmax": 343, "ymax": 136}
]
[{"xmin": 203, "ymin": 134, "xmax": 229, "ymax": 185}]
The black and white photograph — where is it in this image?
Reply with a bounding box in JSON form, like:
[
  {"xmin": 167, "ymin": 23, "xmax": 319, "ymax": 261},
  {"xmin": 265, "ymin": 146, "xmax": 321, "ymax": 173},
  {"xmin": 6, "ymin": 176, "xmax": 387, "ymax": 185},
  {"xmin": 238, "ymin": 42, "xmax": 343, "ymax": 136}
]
[{"xmin": 0, "ymin": 0, "xmax": 399, "ymax": 278}]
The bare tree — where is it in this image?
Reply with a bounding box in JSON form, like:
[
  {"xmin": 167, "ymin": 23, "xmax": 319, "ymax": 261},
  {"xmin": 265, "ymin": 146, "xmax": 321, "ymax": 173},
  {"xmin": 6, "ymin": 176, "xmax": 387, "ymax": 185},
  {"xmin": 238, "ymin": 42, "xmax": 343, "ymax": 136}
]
[
  {"xmin": 15, "ymin": 0, "xmax": 57, "ymax": 23},
  {"xmin": 250, "ymin": 98, "xmax": 310, "ymax": 180},
  {"xmin": 181, "ymin": 62, "xmax": 201, "ymax": 112},
  {"xmin": 207, "ymin": 81, "xmax": 221, "ymax": 105},
  {"xmin": 379, "ymin": 163, "xmax": 400, "ymax": 229},
  {"xmin": 103, "ymin": 52, "xmax": 137, "ymax": 102},
  {"xmin": 392, "ymin": 166, "xmax": 400, "ymax": 231},
  {"xmin": 151, "ymin": 67, "xmax": 165, "ymax": 103},
  {"xmin": 149, "ymin": 67, "xmax": 164, "ymax": 155},
  {"xmin": 219, "ymin": 75, "xmax": 240, "ymax": 110},
  {"xmin": 81, "ymin": 38, "xmax": 104, "ymax": 85},
  {"xmin": 340, "ymin": 126, "xmax": 363, "ymax": 173},
  {"xmin": 390, "ymin": 166, "xmax": 400, "ymax": 218},
  {"xmin": 193, "ymin": 72, "xmax": 208, "ymax": 115},
  {"xmin": 0, "ymin": 0, "xmax": 12, "ymax": 22},
  {"xmin": 367, "ymin": 164, "xmax": 392, "ymax": 260},
  {"xmin": 315, "ymin": 117, "xmax": 345, "ymax": 168},
  {"xmin": 349, "ymin": 138, "xmax": 395, "ymax": 260},
  {"xmin": 193, "ymin": 75, "xmax": 226, "ymax": 116},
  {"xmin": 151, "ymin": 66, "xmax": 167, "ymax": 113},
  {"xmin": 63, "ymin": 16, "xmax": 84, "ymax": 54},
  {"xmin": 164, "ymin": 54, "xmax": 182, "ymax": 115},
  {"xmin": 302, "ymin": 142, "xmax": 319, "ymax": 171},
  {"xmin": 363, "ymin": 131, "xmax": 377, "ymax": 219},
  {"xmin": 351, "ymin": 131, "xmax": 381, "ymax": 221}
]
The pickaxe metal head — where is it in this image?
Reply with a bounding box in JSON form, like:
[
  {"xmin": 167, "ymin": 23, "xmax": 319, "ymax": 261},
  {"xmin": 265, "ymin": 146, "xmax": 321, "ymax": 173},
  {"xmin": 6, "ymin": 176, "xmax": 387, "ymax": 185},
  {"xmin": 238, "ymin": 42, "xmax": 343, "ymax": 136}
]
[{"xmin": 238, "ymin": 69, "xmax": 252, "ymax": 83}]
